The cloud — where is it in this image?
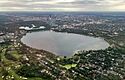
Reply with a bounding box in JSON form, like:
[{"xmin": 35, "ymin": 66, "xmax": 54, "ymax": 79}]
[{"xmin": 0, "ymin": 0, "xmax": 125, "ymax": 11}]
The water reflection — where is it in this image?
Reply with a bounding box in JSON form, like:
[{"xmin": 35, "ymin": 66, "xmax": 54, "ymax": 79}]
[{"xmin": 21, "ymin": 31, "xmax": 109, "ymax": 56}]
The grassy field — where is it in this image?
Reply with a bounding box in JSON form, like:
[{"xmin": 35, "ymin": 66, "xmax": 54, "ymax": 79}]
[
  {"xmin": 0, "ymin": 49, "xmax": 23, "ymax": 80},
  {"xmin": 9, "ymin": 51, "xmax": 22, "ymax": 59},
  {"xmin": 27, "ymin": 78, "xmax": 44, "ymax": 80},
  {"xmin": 0, "ymin": 45, "xmax": 45, "ymax": 80},
  {"xmin": 61, "ymin": 64, "xmax": 77, "ymax": 69}
]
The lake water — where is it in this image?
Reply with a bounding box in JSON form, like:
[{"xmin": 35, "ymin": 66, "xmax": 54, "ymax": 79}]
[{"xmin": 21, "ymin": 31, "xmax": 109, "ymax": 56}]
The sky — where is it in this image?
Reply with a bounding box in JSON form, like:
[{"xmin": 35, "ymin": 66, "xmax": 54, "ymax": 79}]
[{"xmin": 0, "ymin": 0, "xmax": 125, "ymax": 12}]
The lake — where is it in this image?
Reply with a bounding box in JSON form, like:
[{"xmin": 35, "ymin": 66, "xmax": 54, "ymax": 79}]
[{"xmin": 21, "ymin": 31, "xmax": 109, "ymax": 56}]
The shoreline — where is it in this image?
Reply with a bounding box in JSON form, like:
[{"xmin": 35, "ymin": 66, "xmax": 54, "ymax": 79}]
[{"xmin": 19, "ymin": 29, "xmax": 111, "ymax": 57}]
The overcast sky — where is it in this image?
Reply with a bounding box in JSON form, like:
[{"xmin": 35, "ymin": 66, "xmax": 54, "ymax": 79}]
[{"xmin": 0, "ymin": 0, "xmax": 125, "ymax": 11}]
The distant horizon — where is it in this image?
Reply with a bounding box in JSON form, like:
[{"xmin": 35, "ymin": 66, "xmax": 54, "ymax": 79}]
[
  {"xmin": 0, "ymin": 0, "xmax": 125, "ymax": 12},
  {"xmin": 0, "ymin": 11, "xmax": 125, "ymax": 13}
]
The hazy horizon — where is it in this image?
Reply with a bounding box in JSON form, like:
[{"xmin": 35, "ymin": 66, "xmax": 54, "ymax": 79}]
[{"xmin": 0, "ymin": 0, "xmax": 125, "ymax": 12}]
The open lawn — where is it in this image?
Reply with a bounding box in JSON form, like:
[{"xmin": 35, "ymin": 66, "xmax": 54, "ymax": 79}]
[
  {"xmin": 61, "ymin": 64, "xmax": 77, "ymax": 69},
  {"xmin": 9, "ymin": 51, "xmax": 22, "ymax": 59},
  {"xmin": 27, "ymin": 78, "xmax": 44, "ymax": 80}
]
